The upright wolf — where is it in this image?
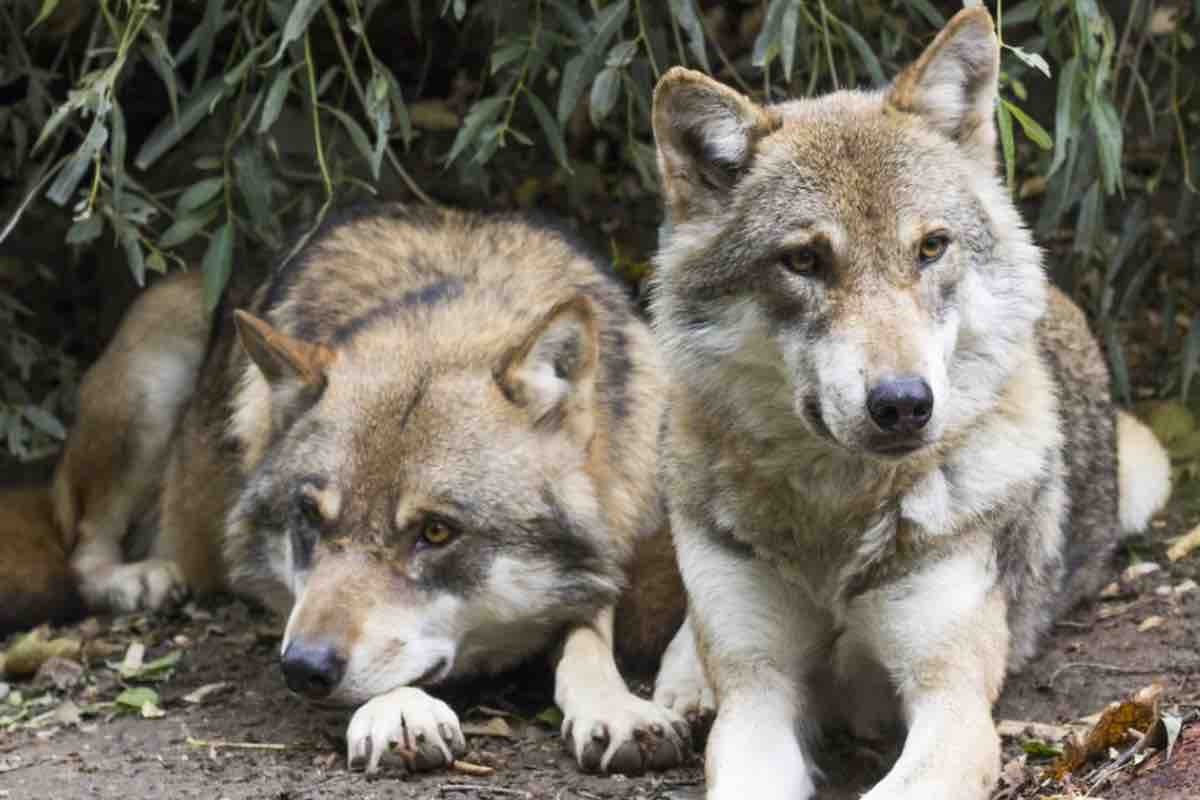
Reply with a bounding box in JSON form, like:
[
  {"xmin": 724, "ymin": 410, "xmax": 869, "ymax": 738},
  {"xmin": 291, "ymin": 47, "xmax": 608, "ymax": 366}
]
[
  {"xmin": 649, "ymin": 7, "xmax": 1171, "ymax": 799},
  {"xmin": 2, "ymin": 205, "xmax": 698, "ymax": 775}
]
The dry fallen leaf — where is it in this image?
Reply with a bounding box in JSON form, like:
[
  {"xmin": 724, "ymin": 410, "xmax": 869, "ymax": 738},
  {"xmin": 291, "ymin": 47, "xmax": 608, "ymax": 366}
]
[
  {"xmin": 1167, "ymin": 525, "xmax": 1200, "ymax": 562},
  {"xmin": 460, "ymin": 716, "xmax": 514, "ymax": 738},
  {"xmin": 1121, "ymin": 562, "xmax": 1161, "ymax": 582},
  {"xmin": 1052, "ymin": 684, "xmax": 1162, "ymax": 778},
  {"xmin": 2, "ymin": 627, "xmax": 82, "ymax": 677},
  {"xmin": 997, "ymin": 719, "xmax": 1079, "ymax": 742},
  {"xmin": 1137, "ymin": 615, "xmax": 1165, "ymax": 632},
  {"xmin": 182, "ymin": 682, "xmax": 233, "ymax": 705},
  {"xmin": 120, "ymin": 642, "xmax": 146, "ymax": 677}
]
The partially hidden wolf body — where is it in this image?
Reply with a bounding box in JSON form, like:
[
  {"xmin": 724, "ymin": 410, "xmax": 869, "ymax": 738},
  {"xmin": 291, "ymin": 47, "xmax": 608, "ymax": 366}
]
[
  {"xmin": 649, "ymin": 8, "xmax": 1171, "ymax": 800},
  {"xmin": 3, "ymin": 205, "xmax": 702, "ymax": 775}
]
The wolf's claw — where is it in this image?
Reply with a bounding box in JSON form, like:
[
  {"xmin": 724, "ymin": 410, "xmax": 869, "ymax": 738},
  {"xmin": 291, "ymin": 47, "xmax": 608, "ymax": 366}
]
[
  {"xmin": 79, "ymin": 558, "xmax": 187, "ymax": 614},
  {"xmin": 561, "ymin": 690, "xmax": 690, "ymax": 775},
  {"xmin": 346, "ymin": 687, "xmax": 466, "ymax": 775}
]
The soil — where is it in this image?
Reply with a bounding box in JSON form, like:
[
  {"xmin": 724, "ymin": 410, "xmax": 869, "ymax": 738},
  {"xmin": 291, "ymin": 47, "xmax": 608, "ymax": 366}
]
[{"xmin": 1, "ymin": 502, "xmax": 1197, "ymax": 800}]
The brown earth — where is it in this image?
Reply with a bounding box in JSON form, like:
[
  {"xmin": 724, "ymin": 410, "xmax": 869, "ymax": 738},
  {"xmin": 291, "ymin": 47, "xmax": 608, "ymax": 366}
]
[{"xmin": 0, "ymin": 501, "xmax": 1197, "ymax": 800}]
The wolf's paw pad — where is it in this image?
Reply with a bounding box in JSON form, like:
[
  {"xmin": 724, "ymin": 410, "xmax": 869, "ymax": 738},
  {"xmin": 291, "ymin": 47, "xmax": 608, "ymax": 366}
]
[
  {"xmin": 562, "ymin": 691, "xmax": 690, "ymax": 775},
  {"xmin": 90, "ymin": 559, "xmax": 187, "ymax": 613},
  {"xmin": 346, "ymin": 687, "xmax": 466, "ymax": 775}
]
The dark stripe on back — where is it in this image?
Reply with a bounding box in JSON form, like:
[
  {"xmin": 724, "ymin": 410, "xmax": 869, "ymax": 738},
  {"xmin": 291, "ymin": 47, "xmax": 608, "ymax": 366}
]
[{"xmin": 329, "ymin": 277, "xmax": 465, "ymax": 345}]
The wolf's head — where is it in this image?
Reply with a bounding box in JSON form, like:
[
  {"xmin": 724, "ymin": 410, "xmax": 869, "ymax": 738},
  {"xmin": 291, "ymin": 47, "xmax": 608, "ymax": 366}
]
[
  {"xmin": 223, "ymin": 293, "xmax": 625, "ymax": 705},
  {"xmin": 651, "ymin": 7, "xmax": 1045, "ymax": 459}
]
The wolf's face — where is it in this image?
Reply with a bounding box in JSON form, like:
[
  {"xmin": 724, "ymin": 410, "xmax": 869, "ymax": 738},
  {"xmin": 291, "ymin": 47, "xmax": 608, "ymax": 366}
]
[
  {"xmin": 652, "ymin": 12, "xmax": 1044, "ymax": 459},
  {"xmin": 226, "ymin": 300, "xmax": 623, "ymax": 705}
]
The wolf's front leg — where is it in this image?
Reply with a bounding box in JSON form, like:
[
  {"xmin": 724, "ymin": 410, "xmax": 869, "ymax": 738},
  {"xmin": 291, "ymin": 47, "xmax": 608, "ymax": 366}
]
[
  {"xmin": 346, "ymin": 686, "xmax": 467, "ymax": 774},
  {"xmin": 850, "ymin": 545, "xmax": 1007, "ymax": 800},
  {"xmin": 554, "ymin": 605, "xmax": 690, "ymax": 774},
  {"xmin": 674, "ymin": 515, "xmax": 824, "ymax": 800}
]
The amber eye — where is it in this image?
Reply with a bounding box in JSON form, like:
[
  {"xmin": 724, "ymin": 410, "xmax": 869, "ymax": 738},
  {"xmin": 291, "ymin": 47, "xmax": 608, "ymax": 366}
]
[
  {"xmin": 420, "ymin": 519, "xmax": 456, "ymax": 547},
  {"xmin": 781, "ymin": 248, "xmax": 821, "ymax": 276},
  {"xmin": 918, "ymin": 234, "xmax": 949, "ymax": 266},
  {"xmin": 297, "ymin": 494, "xmax": 324, "ymax": 527}
]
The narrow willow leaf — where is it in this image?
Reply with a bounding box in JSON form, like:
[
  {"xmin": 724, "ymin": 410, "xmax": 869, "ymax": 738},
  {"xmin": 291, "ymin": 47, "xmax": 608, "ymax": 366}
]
[
  {"xmin": 118, "ymin": 222, "xmax": 146, "ymax": 287},
  {"xmin": 1004, "ymin": 44, "xmax": 1052, "ymax": 78},
  {"xmin": 589, "ymin": 67, "xmax": 622, "ymax": 126},
  {"xmin": 491, "ymin": 42, "xmax": 528, "ymax": 75},
  {"xmin": 840, "ymin": 22, "xmax": 885, "ymax": 85},
  {"xmin": 1072, "ymin": 180, "xmax": 1103, "ymax": 257},
  {"xmin": 25, "ymin": 0, "xmax": 62, "ymax": 32},
  {"xmin": 1048, "ymin": 57, "xmax": 1079, "ymax": 178},
  {"xmin": 158, "ymin": 210, "xmax": 215, "ymax": 248},
  {"xmin": 556, "ymin": 0, "xmax": 629, "ymax": 126},
  {"xmin": 258, "ymin": 64, "xmax": 298, "ymax": 133},
  {"xmin": 20, "ymin": 405, "xmax": 65, "ymax": 439},
  {"xmin": 111, "ymin": 102, "xmax": 128, "ymax": 212},
  {"xmin": 751, "ymin": 0, "xmax": 790, "ymax": 69},
  {"xmin": 135, "ymin": 77, "xmax": 229, "ymax": 170},
  {"xmin": 195, "ymin": 0, "xmax": 225, "ymax": 84},
  {"xmin": 268, "ymin": 0, "xmax": 326, "ymax": 66},
  {"xmin": 996, "ymin": 99, "xmax": 1016, "ymax": 191},
  {"xmin": 525, "ymin": 91, "xmax": 570, "ymax": 170},
  {"xmin": 66, "ymin": 214, "xmax": 103, "ymax": 245},
  {"xmin": 142, "ymin": 21, "xmax": 178, "ymax": 120},
  {"xmin": 1091, "ymin": 97, "xmax": 1123, "ymax": 194},
  {"xmin": 47, "ymin": 117, "xmax": 107, "ymax": 206},
  {"xmin": 607, "ymin": 40, "xmax": 638, "ymax": 69},
  {"xmin": 908, "ymin": 0, "xmax": 946, "ymax": 27},
  {"xmin": 324, "ymin": 106, "xmax": 375, "ymax": 168},
  {"xmin": 779, "ymin": 0, "xmax": 800, "ymax": 82},
  {"xmin": 445, "ymin": 95, "xmax": 506, "ymax": 166},
  {"xmin": 176, "ymin": 177, "xmax": 225, "ymax": 214},
  {"xmin": 202, "ymin": 222, "xmax": 234, "ymax": 311},
  {"xmin": 668, "ymin": 0, "xmax": 711, "ymax": 72},
  {"xmin": 1000, "ymin": 99, "xmax": 1053, "ymax": 150},
  {"xmin": 383, "ymin": 68, "xmax": 413, "ymax": 148},
  {"xmin": 233, "ymin": 147, "xmax": 276, "ymax": 242}
]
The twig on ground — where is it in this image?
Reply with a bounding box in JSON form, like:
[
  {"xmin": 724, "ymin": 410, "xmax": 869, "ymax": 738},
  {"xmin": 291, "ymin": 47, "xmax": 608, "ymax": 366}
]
[
  {"xmin": 439, "ymin": 784, "xmax": 528, "ymax": 797},
  {"xmin": 1047, "ymin": 661, "xmax": 1174, "ymax": 687},
  {"xmin": 185, "ymin": 736, "xmax": 289, "ymax": 751}
]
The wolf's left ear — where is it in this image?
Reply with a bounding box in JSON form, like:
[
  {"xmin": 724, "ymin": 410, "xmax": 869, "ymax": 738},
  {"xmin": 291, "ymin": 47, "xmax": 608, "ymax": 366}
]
[
  {"xmin": 652, "ymin": 67, "xmax": 777, "ymax": 221},
  {"xmin": 234, "ymin": 310, "xmax": 335, "ymax": 390},
  {"xmin": 887, "ymin": 6, "xmax": 1000, "ymax": 165},
  {"xmin": 498, "ymin": 297, "xmax": 598, "ymax": 443}
]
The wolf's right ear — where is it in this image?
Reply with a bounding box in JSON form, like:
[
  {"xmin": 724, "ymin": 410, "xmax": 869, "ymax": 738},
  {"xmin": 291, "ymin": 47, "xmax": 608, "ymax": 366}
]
[
  {"xmin": 234, "ymin": 310, "xmax": 334, "ymax": 390},
  {"xmin": 652, "ymin": 67, "xmax": 777, "ymax": 221}
]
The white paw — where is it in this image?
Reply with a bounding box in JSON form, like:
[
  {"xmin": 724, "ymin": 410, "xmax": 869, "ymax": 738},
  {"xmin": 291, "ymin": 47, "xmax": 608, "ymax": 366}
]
[
  {"xmin": 346, "ymin": 687, "xmax": 466, "ymax": 775},
  {"xmin": 81, "ymin": 559, "xmax": 187, "ymax": 613},
  {"xmin": 561, "ymin": 687, "xmax": 690, "ymax": 774},
  {"xmin": 653, "ymin": 664, "xmax": 716, "ymax": 728}
]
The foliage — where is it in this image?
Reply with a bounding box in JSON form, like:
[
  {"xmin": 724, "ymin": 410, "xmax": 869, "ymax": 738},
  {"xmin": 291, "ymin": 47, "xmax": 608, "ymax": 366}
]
[{"xmin": 0, "ymin": 0, "xmax": 1196, "ymax": 459}]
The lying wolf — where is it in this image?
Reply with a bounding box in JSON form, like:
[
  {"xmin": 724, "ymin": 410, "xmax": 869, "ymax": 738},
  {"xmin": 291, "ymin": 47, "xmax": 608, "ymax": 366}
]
[
  {"xmin": 1, "ymin": 205, "xmax": 700, "ymax": 775},
  {"xmin": 649, "ymin": 7, "xmax": 1171, "ymax": 799}
]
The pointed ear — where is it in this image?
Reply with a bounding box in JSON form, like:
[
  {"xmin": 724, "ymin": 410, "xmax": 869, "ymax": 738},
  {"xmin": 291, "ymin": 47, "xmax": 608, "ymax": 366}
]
[
  {"xmin": 887, "ymin": 6, "xmax": 1000, "ymax": 165},
  {"xmin": 234, "ymin": 310, "xmax": 334, "ymax": 389},
  {"xmin": 652, "ymin": 67, "xmax": 778, "ymax": 222},
  {"xmin": 498, "ymin": 297, "xmax": 598, "ymax": 441}
]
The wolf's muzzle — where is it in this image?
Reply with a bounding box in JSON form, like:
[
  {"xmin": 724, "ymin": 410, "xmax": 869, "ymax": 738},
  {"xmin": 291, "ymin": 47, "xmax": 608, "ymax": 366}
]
[{"xmin": 281, "ymin": 638, "xmax": 347, "ymax": 699}]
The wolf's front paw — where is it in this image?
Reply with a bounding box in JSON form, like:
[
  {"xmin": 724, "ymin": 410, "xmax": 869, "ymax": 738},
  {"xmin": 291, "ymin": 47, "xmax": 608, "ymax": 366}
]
[
  {"xmin": 81, "ymin": 559, "xmax": 187, "ymax": 613},
  {"xmin": 561, "ymin": 689, "xmax": 690, "ymax": 775},
  {"xmin": 346, "ymin": 687, "xmax": 466, "ymax": 775},
  {"xmin": 653, "ymin": 659, "xmax": 716, "ymax": 732}
]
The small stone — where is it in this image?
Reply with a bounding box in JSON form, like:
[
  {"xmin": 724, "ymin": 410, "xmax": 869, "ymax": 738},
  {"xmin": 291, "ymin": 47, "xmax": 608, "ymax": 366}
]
[{"xmin": 1137, "ymin": 615, "xmax": 1165, "ymax": 632}]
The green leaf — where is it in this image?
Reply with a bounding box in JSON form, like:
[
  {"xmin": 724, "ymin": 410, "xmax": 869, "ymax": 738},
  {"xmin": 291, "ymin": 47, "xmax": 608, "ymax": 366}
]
[
  {"xmin": 142, "ymin": 21, "xmax": 178, "ymax": 121},
  {"xmin": 1104, "ymin": 321, "xmax": 1131, "ymax": 405},
  {"xmin": 996, "ymin": 99, "xmax": 1016, "ymax": 191},
  {"xmin": 194, "ymin": 0, "xmax": 225, "ymax": 85},
  {"xmin": 25, "ymin": 0, "xmax": 61, "ymax": 33},
  {"xmin": 1091, "ymin": 97, "xmax": 1123, "ymax": 194},
  {"xmin": 668, "ymin": 0, "xmax": 711, "ymax": 72},
  {"xmin": 115, "ymin": 687, "xmax": 160, "ymax": 710},
  {"xmin": 138, "ymin": 650, "xmax": 183, "ymax": 678},
  {"xmin": 258, "ymin": 65, "xmax": 298, "ymax": 134},
  {"xmin": 365, "ymin": 71, "xmax": 391, "ymax": 180},
  {"xmin": 20, "ymin": 406, "xmax": 65, "ymax": 440},
  {"xmin": 159, "ymin": 210, "xmax": 215, "ymax": 248},
  {"xmin": 534, "ymin": 705, "xmax": 564, "ymax": 727},
  {"xmin": 907, "ymin": 0, "xmax": 946, "ymax": 28},
  {"xmin": 525, "ymin": 91, "xmax": 570, "ymax": 171},
  {"xmin": 267, "ymin": 0, "xmax": 326, "ymax": 66},
  {"xmin": 111, "ymin": 102, "xmax": 128, "ymax": 211},
  {"xmin": 606, "ymin": 40, "xmax": 638, "ymax": 69},
  {"xmin": 779, "ymin": 0, "xmax": 800, "ymax": 82},
  {"xmin": 445, "ymin": 95, "xmax": 506, "ymax": 166},
  {"xmin": 1072, "ymin": 180, "xmax": 1103, "ymax": 257},
  {"xmin": 839, "ymin": 22, "xmax": 885, "ymax": 85},
  {"xmin": 46, "ymin": 116, "xmax": 107, "ymax": 207},
  {"xmin": 556, "ymin": 0, "xmax": 630, "ymax": 126},
  {"xmin": 66, "ymin": 214, "xmax": 104, "ymax": 245},
  {"xmin": 589, "ymin": 67, "xmax": 622, "ymax": 126},
  {"xmin": 491, "ymin": 42, "xmax": 528, "ymax": 75},
  {"xmin": 382, "ymin": 67, "xmax": 413, "ymax": 148},
  {"xmin": 176, "ymin": 177, "xmax": 225, "ymax": 215},
  {"xmin": 135, "ymin": 77, "xmax": 229, "ymax": 170},
  {"xmin": 751, "ymin": 0, "xmax": 790, "ymax": 69},
  {"xmin": 118, "ymin": 221, "xmax": 146, "ymax": 287},
  {"xmin": 233, "ymin": 147, "xmax": 277, "ymax": 243},
  {"xmin": 999, "ymin": 99, "xmax": 1052, "ymax": 150},
  {"xmin": 1003, "ymin": 44, "xmax": 1052, "ymax": 78},
  {"xmin": 1020, "ymin": 738, "xmax": 1062, "ymax": 758},
  {"xmin": 324, "ymin": 106, "xmax": 375, "ymax": 170},
  {"xmin": 202, "ymin": 222, "xmax": 234, "ymax": 312}
]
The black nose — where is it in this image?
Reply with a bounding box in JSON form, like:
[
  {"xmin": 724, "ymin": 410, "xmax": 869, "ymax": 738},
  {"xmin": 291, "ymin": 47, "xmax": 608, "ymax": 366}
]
[
  {"xmin": 281, "ymin": 639, "xmax": 345, "ymax": 699},
  {"xmin": 867, "ymin": 377, "xmax": 934, "ymax": 434}
]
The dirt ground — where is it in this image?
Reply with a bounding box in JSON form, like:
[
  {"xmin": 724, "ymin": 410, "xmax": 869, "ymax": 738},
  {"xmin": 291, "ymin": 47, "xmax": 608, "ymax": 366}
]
[{"xmin": 0, "ymin": 499, "xmax": 1197, "ymax": 800}]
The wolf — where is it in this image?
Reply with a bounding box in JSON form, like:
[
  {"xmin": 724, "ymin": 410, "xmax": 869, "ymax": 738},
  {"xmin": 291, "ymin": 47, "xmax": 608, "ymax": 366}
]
[
  {"xmin": 648, "ymin": 7, "xmax": 1172, "ymax": 800},
  {"xmin": 3, "ymin": 205, "xmax": 699, "ymax": 776}
]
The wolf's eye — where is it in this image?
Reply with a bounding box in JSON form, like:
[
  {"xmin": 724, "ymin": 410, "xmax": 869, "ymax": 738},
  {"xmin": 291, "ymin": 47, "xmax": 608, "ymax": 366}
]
[
  {"xmin": 780, "ymin": 248, "xmax": 821, "ymax": 276},
  {"xmin": 419, "ymin": 519, "xmax": 457, "ymax": 547},
  {"xmin": 297, "ymin": 494, "xmax": 323, "ymax": 527},
  {"xmin": 918, "ymin": 235, "xmax": 949, "ymax": 266}
]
